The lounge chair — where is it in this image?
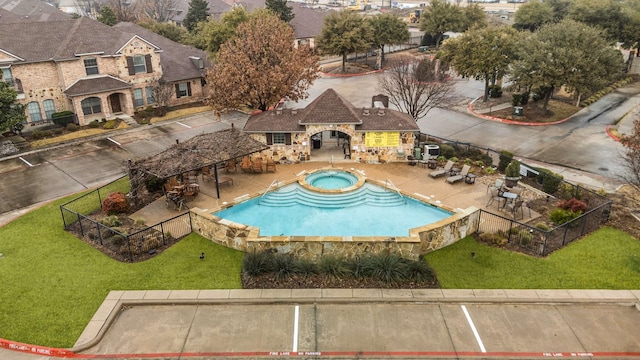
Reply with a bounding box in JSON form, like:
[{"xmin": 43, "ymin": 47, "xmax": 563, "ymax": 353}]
[
  {"xmin": 201, "ymin": 166, "xmax": 213, "ymax": 182},
  {"xmin": 266, "ymin": 159, "xmax": 276, "ymax": 172},
  {"xmin": 429, "ymin": 160, "xmax": 454, "ymax": 178},
  {"xmin": 241, "ymin": 156, "xmax": 252, "ymax": 173},
  {"xmin": 446, "ymin": 164, "xmax": 471, "ymax": 184},
  {"xmin": 252, "ymin": 158, "xmax": 263, "ymax": 173}
]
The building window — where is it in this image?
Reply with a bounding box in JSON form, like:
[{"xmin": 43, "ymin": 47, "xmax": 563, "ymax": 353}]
[
  {"xmin": 81, "ymin": 97, "xmax": 102, "ymax": 115},
  {"xmin": 145, "ymin": 87, "xmax": 155, "ymax": 104},
  {"xmin": 272, "ymin": 133, "xmax": 286, "ymax": 144},
  {"xmin": 84, "ymin": 57, "xmax": 99, "ymax": 75},
  {"xmin": 133, "ymin": 88, "xmax": 144, "ymax": 107},
  {"xmin": 1, "ymin": 67, "xmax": 13, "ymax": 85},
  {"xmin": 43, "ymin": 99, "xmax": 56, "ymax": 119},
  {"xmin": 133, "ymin": 55, "xmax": 146, "ymax": 74},
  {"xmin": 175, "ymin": 82, "xmax": 191, "ymax": 98},
  {"xmin": 27, "ymin": 102, "xmax": 42, "ymax": 122}
]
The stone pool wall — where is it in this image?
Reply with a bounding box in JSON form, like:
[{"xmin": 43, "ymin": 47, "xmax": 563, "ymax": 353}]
[{"xmin": 189, "ymin": 206, "xmax": 480, "ymax": 261}]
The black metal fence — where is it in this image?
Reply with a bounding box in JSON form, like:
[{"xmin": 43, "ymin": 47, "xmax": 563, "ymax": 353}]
[
  {"xmin": 60, "ymin": 176, "xmax": 193, "ymax": 262},
  {"xmin": 419, "ymin": 132, "xmax": 613, "ymax": 256}
]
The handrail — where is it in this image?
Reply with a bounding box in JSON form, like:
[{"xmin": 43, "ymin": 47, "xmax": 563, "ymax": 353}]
[
  {"xmin": 385, "ymin": 179, "xmax": 403, "ymax": 200},
  {"xmin": 261, "ymin": 179, "xmax": 280, "ymax": 198}
]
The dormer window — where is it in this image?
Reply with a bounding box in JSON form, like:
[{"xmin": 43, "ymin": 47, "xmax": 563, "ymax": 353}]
[{"xmin": 84, "ymin": 57, "xmax": 98, "ymax": 75}]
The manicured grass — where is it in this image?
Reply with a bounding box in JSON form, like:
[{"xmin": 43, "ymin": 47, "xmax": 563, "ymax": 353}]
[
  {"xmin": 426, "ymin": 227, "xmax": 640, "ymax": 289},
  {"xmin": 1, "ymin": 182, "xmax": 639, "ymax": 348},
  {"xmin": 0, "ymin": 190, "xmax": 243, "ymax": 348}
]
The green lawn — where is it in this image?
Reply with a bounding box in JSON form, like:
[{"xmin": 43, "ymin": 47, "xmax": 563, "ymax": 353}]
[
  {"xmin": 426, "ymin": 227, "xmax": 640, "ymax": 289},
  {"xmin": 1, "ymin": 186, "xmax": 639, "ymax": 348}
]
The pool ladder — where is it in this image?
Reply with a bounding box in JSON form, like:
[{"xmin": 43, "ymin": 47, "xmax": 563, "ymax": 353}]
[
  {"xmin": 261, "ymin": 179, "xmax": 280, "ymax": 198},
  {"xmin": 385, "ymin": 179, "xmax": 405, "ymax": 203}
]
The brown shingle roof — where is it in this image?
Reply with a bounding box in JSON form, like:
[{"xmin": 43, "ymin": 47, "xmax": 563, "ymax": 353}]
[
  {"xmin": 64, "ymin": 75, "xmax": 131, "ymax": 96},
  {"xmin": 289, "ymin": 2, "xmax": 332, "ymax": 39},
  {"xmin": 243, "ymin": 88, "xmax": 419, "ymax": 133},
  {"xmin": 0, "ymin": 0, "xmax": 70, "ymax": 23}
]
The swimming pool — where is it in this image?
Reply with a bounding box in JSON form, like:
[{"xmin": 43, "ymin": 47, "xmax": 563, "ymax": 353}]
[{"xmin": 213, "ymin": 169, "xmax": 453, "ymax": 237}]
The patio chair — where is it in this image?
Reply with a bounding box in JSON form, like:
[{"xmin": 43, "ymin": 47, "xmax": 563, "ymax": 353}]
[
  {"xmin": 429, "ymin": 160, "xmax": 454, "ymax": 178},
  {"xmin": 225, "ymin": 159, "xmax": 237, "ymax": 174},
  {"xmin": 169, "ymin": 177, "xmax": 180, "ymax": 187},
  {"xmin": 446, "ymin": 164, "xmax": 470, "ymax": 184},
  {"xmin": 486, "ymin": 187, "xmax": 505, "ymax": 208},
  {"xmin": 252, "ymin": 158, "xmax": 264, "ymax": 173},
  {"xmin": 487, "ymin": 178, "xmax": 504, "ymax": 193},
  {"xmin": 241, "ymin": 156, "xmax": 252, "ymax": 173},
  {"xmin": 183, "ymin": 183, "xmax": 199, "ymax": 201},
  {"xmin": 266, "ymin": 158, "xmax": 276, "ymax": 172},
  {"xmin": 201, "ymin": 166, "xmax": 213, "ymax": 182},
  {"xmin": 505, "ymin": 199, "xmax": 525, "ymax": 219}
]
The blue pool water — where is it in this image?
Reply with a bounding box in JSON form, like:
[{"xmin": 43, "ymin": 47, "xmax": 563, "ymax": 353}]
[
  {"xmin": 305, "ymin": 170, "xmax": 357, "ymax": 190},
  {"xmin": 214, "ymin": 182, "xmax": 452, "ymax": 237}
]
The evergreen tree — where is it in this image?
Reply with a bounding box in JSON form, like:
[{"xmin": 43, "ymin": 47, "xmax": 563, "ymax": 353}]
[
  {"xmin": 97, "ymin": 6, "xmax": 118, "ymax": 26},
  {"xmin": 184, "ymin": 0, "xmax": 209, "ymax": 32},
  {"xmin": 266, "ymin": 0, "xmax": 293, "ymax": 23}
]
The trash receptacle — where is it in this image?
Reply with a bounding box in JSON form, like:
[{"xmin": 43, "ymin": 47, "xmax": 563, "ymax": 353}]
[
  {"xmin": 313, "ymin": 138, "xmax": 321, "ymax": 149},
  {"xmin": 514, "ymin": 106, "xmax": 523, "ymax": 116},
  {"xmin": 414, "ymin": 147, "xmax": 422, "ymax": 160}
]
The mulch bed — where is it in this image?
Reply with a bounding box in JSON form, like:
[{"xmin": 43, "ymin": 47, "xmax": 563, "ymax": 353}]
[{"xmin": 242, "ymin": 273, "xmax": 440, "ymax": 289}]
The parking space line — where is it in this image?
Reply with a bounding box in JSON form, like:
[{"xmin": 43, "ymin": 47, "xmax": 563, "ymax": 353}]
[
  {"xmin": 106, "ymin": 137, "xmax": 121, "ymax": 146},
  {"xmin": 176, "ymin": 121, "xmax": 191, "ymax": 128},
  {"xmin": 18, "ymin": 157, "xmax": 33, "ymax": 167},
  {"xmin": 461, "ymin": 305, "xmax": 486, "ymax": 353},
  {"xmin": 292, "ymin": 305, "xmax": 299, "ymax": 353}
]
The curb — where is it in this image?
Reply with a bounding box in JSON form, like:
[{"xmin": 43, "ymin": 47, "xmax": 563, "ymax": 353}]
[
  {"xmin": 319, "ymin": 69, "xmax": 383, "ymax": 77},
  {"xmin": 606, "ymin": 125, "xmax": 621, "ymax": 142},
  {"xmin": 468, "ymin": 97, "xmax": 573, "ymax": 126}
]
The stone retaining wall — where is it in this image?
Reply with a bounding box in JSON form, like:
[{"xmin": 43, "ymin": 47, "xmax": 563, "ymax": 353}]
[{"xmin": 190, "ymin": 206, "xmax": 480, "ymax": 261}]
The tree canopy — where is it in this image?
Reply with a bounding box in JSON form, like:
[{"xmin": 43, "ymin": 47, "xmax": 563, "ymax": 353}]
[
  {"xmin": 0, "ymin": 82, "xmax": 26, "ymax": 133},
  {"xmin": 419, "ymin": 0, "xmax": 463, "ymax": 49},
  {"xmin": 439, "ymin": 26, "xmax": 519, "ymax": 102},
  {"xmin": 97, "ymin": 6, "xmax": 118, "ymax": 26},
  {"xmin": 204, "ymin": 12, "xmax": 319, "ymax": 113},
  {"xmin": 191, "ymin": 7, "xmax": 250, "ymax": 54},
  {"xmin": 567, "ymin": 0, "xmax": 626, "ymax": 43},
  {"xmin": 317, "ymin": 11, "xmax": 372, "ymax": 73},
  {"xmin": 377, "ymin": 55, "xmax": 455, "ymax": 121},
  {"xmin": 510, "ymin": 19, "xmax": 625, "ymax": 111},
  {"xmin": 367, "ymin": 13, "xmax": 409, "ymax": 63},
  {"xmin": 513, "ymin": 1, "xmax": 554, "ymax": 31},
  {"xmin": 461, "ymin": 4, "xmax": 487, "ymax": 31},
  {"xmin": 139, "ymin": 20, "xmax": 189, "ymax": 43},
  {"xmin": 183, "ymin": 0, "xmax": 209, "ymax": 32},
  {"xmin": 266, "ymin": 0, "xmax": 294, "ymax": 23},
  {"xmin": 620, "ymin": 118, "xmax": 640, "ymax": 189}
]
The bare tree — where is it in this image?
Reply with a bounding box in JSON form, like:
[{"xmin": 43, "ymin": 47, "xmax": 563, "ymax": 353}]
[
  {"xmin": 103, "ymin": 0, "xmax": 140, "ymax": 22},
  {"xmin": 72, "ymin": 0, "xmax": 101, "ymax": 17},
  {"xmin": 140, "ymin": 0, "xmax": 178, "ymax": 22},
  {"xmin": 377, "ymin": 55, "xmax": 455, "ymax": 122},
  {"xmin": 150, "ymin": 79, "xmax": 174, "ymax": 116},
  {"xmin": 620, "ymin": 117, "xmax": 640, "ymax": 189}
]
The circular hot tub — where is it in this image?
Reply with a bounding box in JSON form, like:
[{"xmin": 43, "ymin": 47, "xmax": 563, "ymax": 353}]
[{"xmin": 299, "ymin": 169, "xmax": 365, "ymax": 193}]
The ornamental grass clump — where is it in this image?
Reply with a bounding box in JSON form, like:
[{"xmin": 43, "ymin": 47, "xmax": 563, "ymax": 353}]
[{"xmin": 243, "ymin": 250, "xmax": 274, "ymax": 276}]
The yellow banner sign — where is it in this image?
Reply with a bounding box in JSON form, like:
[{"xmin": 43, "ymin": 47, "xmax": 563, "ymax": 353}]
[{"xmin": 365, "ymin": 132, "xmax": 400, "ymax": 147}]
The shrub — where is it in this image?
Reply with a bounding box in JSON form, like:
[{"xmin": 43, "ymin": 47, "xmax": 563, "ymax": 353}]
[
  {"xmin": 485, "ymin": 167, "xmax": 496, "ymax": 175},
  {"xmin": 516, "ymin": 229, "xmax": 533, "ymax": 246},
  {"xmin": 536, "ymin": 168, "xmax": 563, "ymax": 195},
  {"xmin": 464, "ymin": 158, "xmax": 472, "ymax": 165},
  {"xmin": 366, "ymin": 253, "xmax": 408, "ymax": 285},
  {"xmin": 87, "ymin": 121, "xmax": 100, "ymax": 129},
  {"xmin": 100, "ymin": 215, "xmax": 121, "ymax": 227},
  {"xmin": 102, "ymin": 120, "xmax": 118, "ymax": 129},
  {"xmin": 511, "ymin": 93, "xmax": 522, "ymax": 106},
  {"xmin": 293, "ymin": 258, "xmax": 318, "ymax": 276},
  {"xmin": 559, "ymin": 183, "xmax": 582, "ymax": 200},
  {"xmin": 135, "ymin": 218, "xmax": 146, "ymax": 227},
  {"xmin": 145, "ymin": 175, "xmax": 164, "ymax": 193},
  {"xmin": 101, "ymin": 192, "xmax": 130, "ymax": 215},
  {"xmin": 498, "ymin": 150, "xmax": 513, "ymax": 172},
  {"xmin": 449, "ymin": 156, "xmax": 459, "ymax": 163},
  {"xmin": 66, "ymin": 123, "xmax": 79, "ymax": 132},
  {"xmin": 272, "ymin": 253, "xmax": 295, "ymax": 281},
  {"xmin": 53, "ymin": 128, "xmax": 64, "ymax": 135},
  {"xmin": 535, "ymin": 222, "xmax": 550, "ymax": 231},
  {"xmin": 243, "ymin": 250, "xmax": 273, "ymax": 276},
  {"xmin": 557, "ymin": 198, "xmax": 588, "ymax": 213},
  {"xmin": 51, "ymin": 111, "xmax": 75, "ymax": 127},
  {"xmin": 505, "ymin": 160, "xmax": 521, "ymax": 178},
  {"xmin": 479, "ymin": 232, "xmax": 507, "ymax": 246},
  {"xmin": 436, "ymin": 155, "xmax": 447, "ymax": 163},
  {"xmin": 474, "ymin": 160, "xmax": 485, "ymax": 167},
  {"xmin": 405, "ymin": 259, "xmax": 436, "ymax": 283},
  {"xmin": 348, "ymin": 255, "xmax": 370, "ymax": 278},
  {"xmin": 520, "ymin": 92, "xmax": 530, "ymax": 105},
  {"xmin": 549, "ymin": 208, "xmax": 581, "ymax": 225},
  {"xmin": 439, "ymin": 144, "xmax": 455, "ymax": 159},
  {"xmin": 319, "ymin": 256, "xmax": 350, "ymax": 279},
  {"xmin": 488, "ymin": 84, "xmax": 502, "ymax": 98},
  {"xmin": 110, "ymin": 234, "xmax": 126, "ymax": 247},
  {"xmin": 30, "ymin": 130, "xmax": 46, "ymax": 140}
]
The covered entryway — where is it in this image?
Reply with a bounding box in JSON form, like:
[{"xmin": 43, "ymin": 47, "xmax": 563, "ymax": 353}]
[
  {"xmin": 309, "ymin": 130, "xmax": 351, "ymax": 162},
  {"xmin": 109, "ymin": 93, "xmax": 122, "ymax": 114}
]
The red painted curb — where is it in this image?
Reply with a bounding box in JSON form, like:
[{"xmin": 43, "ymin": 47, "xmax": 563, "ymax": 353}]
[
  {"xmin": 468, "ymin": 98, "xmax": 572, "ymax": 126},
  {"xmin": 606, "ymin": 124, "xmax": 621, "ymax": 142},
  {"xmin": 0, "ymin": 338, "xmax": 76, "ymax": 357}
]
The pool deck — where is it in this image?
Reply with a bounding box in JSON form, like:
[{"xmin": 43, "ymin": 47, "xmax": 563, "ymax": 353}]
[{"xmin": 132, "ymin": 161, "xmax": 541, "ymax": 226}]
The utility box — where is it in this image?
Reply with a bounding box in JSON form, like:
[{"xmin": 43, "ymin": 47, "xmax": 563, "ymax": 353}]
[
  {"xmin": 514, "ymin": 106, "xmax": 523, "ymax": 116},
  {"xmin": 413, "ymin": 147, "xmax": 422, "ymax": 160},
  {"xmin": 424, "ymin": 144, "xmax": 440, "ymax": 160}
]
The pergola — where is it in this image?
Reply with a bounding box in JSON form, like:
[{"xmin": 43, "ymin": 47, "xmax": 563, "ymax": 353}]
[{"xmin": 127, "ymin": 127, "xmax": 269, "ymax": 200}]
